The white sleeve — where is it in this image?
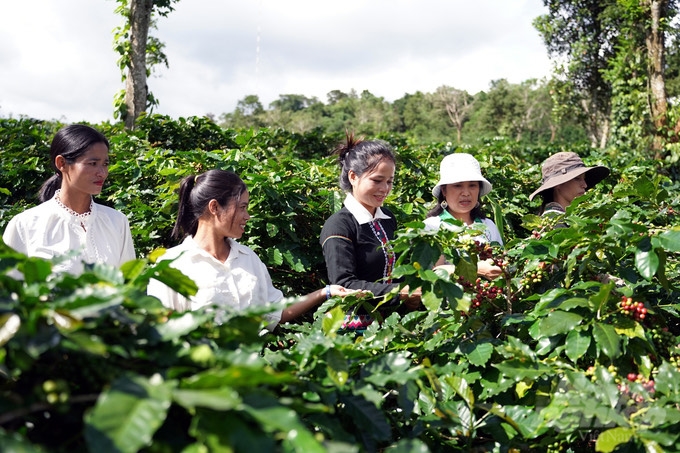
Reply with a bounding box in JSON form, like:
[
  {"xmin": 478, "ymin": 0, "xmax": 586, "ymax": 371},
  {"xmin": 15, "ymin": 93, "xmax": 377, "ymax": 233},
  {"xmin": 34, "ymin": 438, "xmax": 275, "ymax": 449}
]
[
  {"xmin": 147, "ymin": 277, "xmax": 191, "ymax": 312},
  {"xmin": 2, "ymin": 215, "xmax": 27, "ymax": 254},
  {"xmin": 423, "ymin": 216, "xmax": 441, "ymax": 231},
  {"xmin": 259, "ymin": 258, "xmax": 283, "ymax": 330},
  {"xmin": 482, "ymin": 219, "xmax": 503, "ymax": 246},
  {"xmin": 119, "ymin": 215, "xmax": 136, "ymax": 264}
]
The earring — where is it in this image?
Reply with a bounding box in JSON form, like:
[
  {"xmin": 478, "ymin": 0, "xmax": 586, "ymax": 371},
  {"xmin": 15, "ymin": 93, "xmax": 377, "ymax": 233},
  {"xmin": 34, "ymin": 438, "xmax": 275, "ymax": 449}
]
[
  {"xmin": 440, "ymin": 200, "xmax": 448, "ymax": 209},
  {"xmin": 475, "ymin": 202, "xmax": 480, "ymax": 208}
]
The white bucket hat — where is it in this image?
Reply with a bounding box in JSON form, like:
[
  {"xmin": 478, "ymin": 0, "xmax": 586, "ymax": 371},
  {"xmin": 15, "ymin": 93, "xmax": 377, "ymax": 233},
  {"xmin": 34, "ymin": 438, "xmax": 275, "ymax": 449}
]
[{"xmin": 432, "ymin": 153, "xmax": 492, "ymax": 198}]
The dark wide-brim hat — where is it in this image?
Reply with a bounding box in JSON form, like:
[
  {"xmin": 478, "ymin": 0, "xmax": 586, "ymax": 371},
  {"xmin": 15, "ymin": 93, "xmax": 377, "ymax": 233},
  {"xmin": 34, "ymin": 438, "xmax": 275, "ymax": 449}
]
[{"xmin": 529, "ymin": 152, "xmax": 610, "ymax": 201}]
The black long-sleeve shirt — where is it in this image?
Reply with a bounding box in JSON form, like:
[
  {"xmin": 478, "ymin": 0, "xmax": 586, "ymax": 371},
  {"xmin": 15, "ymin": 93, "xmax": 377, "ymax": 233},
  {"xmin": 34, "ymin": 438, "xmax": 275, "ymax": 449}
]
[{"xmin": 320, "ymin": 206, "xmax": 398, "ymax": 298}]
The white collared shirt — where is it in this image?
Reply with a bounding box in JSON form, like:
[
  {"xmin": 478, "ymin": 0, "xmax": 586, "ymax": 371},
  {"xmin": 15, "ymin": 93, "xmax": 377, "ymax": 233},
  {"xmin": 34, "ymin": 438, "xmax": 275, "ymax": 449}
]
[
  {"xmin": 343, "ymin": 193, "xmax": 392, "ymax": 225},
  {"xmin": 147, "ymin": 236, "xmax": 283, "ymax": 329},
  {"xmin": 2, "ymin": 197, "xmax": 135, "ymax": 275}
]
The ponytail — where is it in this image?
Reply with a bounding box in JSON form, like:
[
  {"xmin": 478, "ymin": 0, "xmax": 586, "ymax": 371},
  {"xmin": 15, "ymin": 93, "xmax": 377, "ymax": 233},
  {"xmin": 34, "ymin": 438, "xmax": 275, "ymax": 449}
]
[
  {"xmin": 172, "ymin": 175, "xmax": 198, "ymax": 240},
  {"xmin": 171, "ymin": 170, "xmax": 247, "ymax": 241},
  {"xmin": 38, "ymin": 174, "xmax": 62, "ymax": 202}
]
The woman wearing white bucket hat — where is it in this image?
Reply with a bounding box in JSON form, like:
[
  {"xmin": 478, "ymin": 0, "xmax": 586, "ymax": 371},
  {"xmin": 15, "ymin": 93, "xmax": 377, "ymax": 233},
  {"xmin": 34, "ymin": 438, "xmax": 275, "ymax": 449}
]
[
  {"xmin": 425, "ymin": 153, "xmax": 503, "ymax": 280},
  {"xmin": 530, "ymin": 152, "xmax": 610, "ymax": 217}
]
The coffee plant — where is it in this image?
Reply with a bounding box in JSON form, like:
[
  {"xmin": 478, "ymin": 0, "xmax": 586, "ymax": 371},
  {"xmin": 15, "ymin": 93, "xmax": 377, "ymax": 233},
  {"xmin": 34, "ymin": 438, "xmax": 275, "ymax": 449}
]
[{"xmin": 0, "ymin": 116, "xmax": 679, "ymax": 452}]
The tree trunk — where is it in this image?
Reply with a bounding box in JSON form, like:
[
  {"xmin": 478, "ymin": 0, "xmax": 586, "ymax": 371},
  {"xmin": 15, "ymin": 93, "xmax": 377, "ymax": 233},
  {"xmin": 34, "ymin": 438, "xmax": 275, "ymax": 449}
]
[
  {"xmin": 438, "ymin": 87, "xmax": 471, "ymax": 143},
  {"xmin": 644, "ymin": 0, "xmax": 669, "ymax": 158},
  {"xmin": 579, "ymin": 96, "xmax": 610, "ymax": 148},
  {"xmin": 549, "ymin": 123, "xmax": 556, "ymax": 143},
  {"xmin": 125, "ymin": 0, "xmax": 154, "ymax": 130},
  {"xmin": 599, "ymin": 117, "xmax": 610, "ymax": 149}
]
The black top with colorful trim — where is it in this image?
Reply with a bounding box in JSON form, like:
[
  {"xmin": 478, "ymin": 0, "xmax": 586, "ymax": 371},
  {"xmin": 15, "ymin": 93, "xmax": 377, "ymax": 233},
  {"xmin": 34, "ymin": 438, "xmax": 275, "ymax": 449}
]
[{"xmin": 320, "ymin": 205, "xmax": 399, "ymax": 298}]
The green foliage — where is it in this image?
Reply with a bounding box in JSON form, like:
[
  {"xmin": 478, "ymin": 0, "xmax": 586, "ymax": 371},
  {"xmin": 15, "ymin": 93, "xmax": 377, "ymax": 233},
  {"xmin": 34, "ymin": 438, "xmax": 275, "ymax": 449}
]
[
  {"xmin": 220, "ymin": 81, "xmax": 584, "ymax": 147},
  {"xmin": 0, "ymin": 119, "xmax": 59, "ymax": 209},
  {"xmin": 1, "ymin": 117, "xmax": 679, "ymax": 452}
]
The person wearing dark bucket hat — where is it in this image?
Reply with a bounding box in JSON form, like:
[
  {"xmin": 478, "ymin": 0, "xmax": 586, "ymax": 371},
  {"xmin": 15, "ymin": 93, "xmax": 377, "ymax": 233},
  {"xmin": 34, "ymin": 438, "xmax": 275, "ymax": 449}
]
[
  {"xmin": 530, "ymin": 152, "xmax": 610, "ymax": 216},
  {"xmin": 425, "ymin": 153, "xmax": 503, "ymax": 280}
]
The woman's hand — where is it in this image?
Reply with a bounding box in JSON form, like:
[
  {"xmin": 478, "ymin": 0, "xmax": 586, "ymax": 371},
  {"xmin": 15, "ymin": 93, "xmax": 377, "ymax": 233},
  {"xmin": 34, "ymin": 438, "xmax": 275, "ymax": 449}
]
[
  {"xmin": 329, "ymin": 284, "xmax": 360, "ymax": 297},
  {"xmin": 399, "ymin": 285, "xmax": 422, "ymax": 310},
  {"xmin": 478, "ymin": 259, "xmax": 502, "ymax": 280},
  {"xmin": 433, "ymin": 264, "xmax": 456, "ymax": 275}
]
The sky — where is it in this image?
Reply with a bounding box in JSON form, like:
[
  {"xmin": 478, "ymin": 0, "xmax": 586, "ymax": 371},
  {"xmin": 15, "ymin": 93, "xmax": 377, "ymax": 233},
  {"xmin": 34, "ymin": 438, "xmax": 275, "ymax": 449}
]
[{"xmin": 0, "ymin": 0, "xmax": 554, "ymax": 124}]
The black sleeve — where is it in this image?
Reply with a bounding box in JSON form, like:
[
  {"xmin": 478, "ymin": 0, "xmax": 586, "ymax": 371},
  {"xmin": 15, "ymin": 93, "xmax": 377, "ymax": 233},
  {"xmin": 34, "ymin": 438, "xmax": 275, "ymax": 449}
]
[{"xmin": 320, "ymin": 211, "xmax": 398, "ymax": 298}]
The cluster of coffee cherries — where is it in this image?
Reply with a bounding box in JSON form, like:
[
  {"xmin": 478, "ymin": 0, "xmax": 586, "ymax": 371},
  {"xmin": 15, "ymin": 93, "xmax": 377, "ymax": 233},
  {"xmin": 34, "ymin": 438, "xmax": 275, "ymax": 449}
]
[
  {"xmin": 620, "ymin": 373, "xmax": 656, "ymax": 401},
  {"xmin": 458, "ymin": 276, "xmax": 504, "ymax": 310},
  {"xmin": 476, "ymin": 241, "xmax": 494, "ymax": 261},
  {"xmin": 42, "ymin": 379, "xmax": 70, "ymax": 405},
  {"xmin": 670, "ymin": 355, "xmax": 680, "ymax": 371},
  {"xmin": 545, "ymin": 440, "xmax": 564, "ymax": 453},
  {"xmin": 469, "ymin": 240, "xmax": 508, "ymax": 269},
  {"xmin": 519, "ymin": 261, "xmax": 548, "ymax": 288},
  {"xmin": 459, "ymin": 239, "xmax": 493, "ymax": 260},
  {"xmin": 588, "ymin": 365, "xmax": 656, "ymax": 404},
  {"xmin": 649, "ymin": 327, "xmax": 677, "ymax": 357},
  {"xmin": 457, "ymin": 239, "xmax": 508, "ymax": 272},
  {"xmin": 619, "ymin": 296, "xmax": 647, "ymax": 322}
]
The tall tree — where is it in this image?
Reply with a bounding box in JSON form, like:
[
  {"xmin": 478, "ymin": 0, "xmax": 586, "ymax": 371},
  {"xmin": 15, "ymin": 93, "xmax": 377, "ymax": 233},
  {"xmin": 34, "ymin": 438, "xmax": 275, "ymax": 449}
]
[
  {"xmin": 534, "ymin": 0, "xmax": 617, "ymax": 147},
  {"xmin": 113, "ymin": 0, "xmax": 178, "ymax": 129},
  {"xmin": 435, "ymin": 86, "xmax": 473, "ymax": 142},
  {"xmin": 644, "ymin": 0, "xmax": 671, "ymax": 154},
  {"xmin": 219, "ymin": 95, "xmax": 265, "ymax": 129},
  {"xmin": 535, "ymin": 0, "xmax": 679, "ymax": 153},
  {"xmin": 393, "ymin": 91, "xmax": 450, "ymax": 142}
]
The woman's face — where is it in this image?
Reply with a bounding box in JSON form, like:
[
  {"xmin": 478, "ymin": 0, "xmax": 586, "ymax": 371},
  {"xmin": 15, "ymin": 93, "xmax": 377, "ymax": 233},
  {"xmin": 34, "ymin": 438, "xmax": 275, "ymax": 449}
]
[
  {"xmin": 349, "ymin": 159, "xmax": 395, "ymax": 215},
  {"xmin": 215, "ymin": 190, "xmax": 251, "ymax": 239},
  {"xmin": 59, "ymin": 142, "xmax": 109, "ymax": 196},
  {"xmin": 554, "ymin": 173, "xmax": 587, "ymax": 207},
  {"xmin": 442, "ymin": 181, "xmax": 480, "ymax": 223}
]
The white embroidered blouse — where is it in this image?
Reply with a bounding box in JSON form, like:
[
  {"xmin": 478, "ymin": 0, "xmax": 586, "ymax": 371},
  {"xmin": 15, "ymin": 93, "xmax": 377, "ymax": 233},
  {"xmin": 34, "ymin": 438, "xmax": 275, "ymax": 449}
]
[{"xmin": 2, "ymin": 196, "xmax": 135, "ymax": 275}]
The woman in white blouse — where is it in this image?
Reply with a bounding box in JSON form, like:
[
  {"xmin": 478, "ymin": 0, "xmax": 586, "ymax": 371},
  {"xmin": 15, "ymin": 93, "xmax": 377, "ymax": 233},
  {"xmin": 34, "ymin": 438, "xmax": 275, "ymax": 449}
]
[
  {"xmin": 2, "ymin": 124, "xmax": 135, "ymax": 275},
  {"xmin": 147, "ymin": 169, "xmax": 352, "ymax": 330}
]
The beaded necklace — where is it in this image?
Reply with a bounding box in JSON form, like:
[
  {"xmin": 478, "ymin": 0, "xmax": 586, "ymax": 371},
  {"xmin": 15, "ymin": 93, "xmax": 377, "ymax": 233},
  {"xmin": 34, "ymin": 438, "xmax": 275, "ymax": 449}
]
[
  {"xmin": 369, "ymin": 219, "xmax": 395, "ymax": 283},
  {"xmin": 54, "ymin": 189, "xmax": 93, "ymax": 231}
]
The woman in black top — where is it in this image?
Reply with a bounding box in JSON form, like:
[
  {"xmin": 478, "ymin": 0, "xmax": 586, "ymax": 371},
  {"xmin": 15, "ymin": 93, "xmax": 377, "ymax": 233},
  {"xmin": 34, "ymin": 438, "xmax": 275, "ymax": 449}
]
[{"xmin": 320, "ymin": 133, "xmax": 420, "ymax": 330}]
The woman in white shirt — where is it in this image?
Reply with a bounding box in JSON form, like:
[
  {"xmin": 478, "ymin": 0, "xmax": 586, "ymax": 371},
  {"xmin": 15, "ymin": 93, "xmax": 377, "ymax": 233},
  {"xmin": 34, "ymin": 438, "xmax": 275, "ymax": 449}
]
[
  {"xmin": 2, "ymin": 124, "xmax": 135, "ymax": 275},
  {"xmin": 147, "ymin": 169, "xmax": 352, "ymax": 330},
  {"xmin": 425, "ymin": 153, "xmax": 503, "ymax": 280}
]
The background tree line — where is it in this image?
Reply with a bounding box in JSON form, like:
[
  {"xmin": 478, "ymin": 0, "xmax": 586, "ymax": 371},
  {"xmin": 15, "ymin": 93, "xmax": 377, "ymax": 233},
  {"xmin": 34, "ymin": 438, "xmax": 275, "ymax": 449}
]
[{"xmin": 215, "ymin": 79, "xmax": 585, "ymax": 146}]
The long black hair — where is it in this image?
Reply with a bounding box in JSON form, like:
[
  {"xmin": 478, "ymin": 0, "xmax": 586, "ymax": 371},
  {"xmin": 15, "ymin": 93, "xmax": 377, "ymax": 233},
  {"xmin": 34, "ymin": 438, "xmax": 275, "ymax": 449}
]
[
  {"xmin": 172, "ymin": 169, "xmax": 247, "ymax": 240},
  {"xmin": 38, "ymin": 124, "xmax": 110, "ymax": 202},
  {"xmin": 537, "ymin": 189, "xmax": 556, "ymax": 215},
  {"xmin": 333, "ymin": 131, "xmax": 396, "ymax": 193}
]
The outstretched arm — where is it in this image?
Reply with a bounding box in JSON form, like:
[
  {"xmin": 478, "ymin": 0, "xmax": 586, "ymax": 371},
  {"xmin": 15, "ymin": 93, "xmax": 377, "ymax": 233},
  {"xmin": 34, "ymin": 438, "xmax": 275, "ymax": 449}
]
[{"xmin": 280, "ymin": 285, "xmax": 355, "ymax": 323}]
